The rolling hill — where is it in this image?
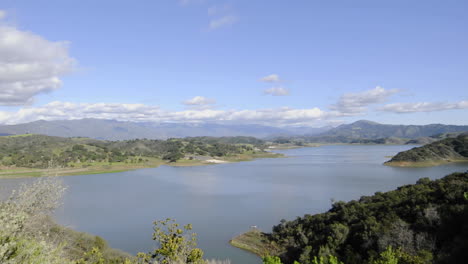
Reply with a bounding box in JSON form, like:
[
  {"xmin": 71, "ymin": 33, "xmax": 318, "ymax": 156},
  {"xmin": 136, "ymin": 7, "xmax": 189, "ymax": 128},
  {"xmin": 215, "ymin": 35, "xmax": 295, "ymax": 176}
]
[{"xmin": 384, "ymin": 133, "xmax": 468, "ymax": 166}]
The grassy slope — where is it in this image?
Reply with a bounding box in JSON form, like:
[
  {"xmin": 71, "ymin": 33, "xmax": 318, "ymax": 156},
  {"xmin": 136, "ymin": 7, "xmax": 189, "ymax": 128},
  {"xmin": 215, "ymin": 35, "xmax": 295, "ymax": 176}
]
[
  {"xmin": 229, "ymin": 230, "xmax": 283, "ymax": 257},
  {"xmin": 384, "ymin": 134, "xmax": 468, "ymax": 167}
]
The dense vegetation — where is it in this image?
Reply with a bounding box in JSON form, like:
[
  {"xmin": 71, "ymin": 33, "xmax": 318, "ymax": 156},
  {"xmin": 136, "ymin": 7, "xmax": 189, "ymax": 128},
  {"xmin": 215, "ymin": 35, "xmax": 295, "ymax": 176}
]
[
  {"xmin": 248, "ymin": 172, "xmax": 468, "ymax": 264},
  {"xmin": 385, "ymin": 134, "xmax": 468, "ymax": 165},
  {"xmin": 0, "ymin": 134, "xmax": 267, "ymax": 169}
]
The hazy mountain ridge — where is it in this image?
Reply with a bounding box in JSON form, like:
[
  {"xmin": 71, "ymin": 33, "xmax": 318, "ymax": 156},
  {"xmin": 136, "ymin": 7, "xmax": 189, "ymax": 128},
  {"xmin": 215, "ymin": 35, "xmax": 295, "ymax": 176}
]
[
  {"xmin": 0, "ymin": 119, "xmax": 314, "ymax": 140},
  {"xmin": 284, "ymin": 120, "xmax": 468, "ymax": 144},
  {"xmin": 321, "ymin": 120, "xmax": 468, "ymax": 139},
  {"xmin": 1, "ymin": 119, "xmax": 467, "ymax": 142}
]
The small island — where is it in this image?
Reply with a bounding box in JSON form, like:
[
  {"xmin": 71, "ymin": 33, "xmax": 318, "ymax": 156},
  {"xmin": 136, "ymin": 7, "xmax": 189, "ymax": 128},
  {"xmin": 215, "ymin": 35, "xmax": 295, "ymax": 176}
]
[{"xmin": 384, "ymin": 133, "xmax": 468, "ymax": 167}]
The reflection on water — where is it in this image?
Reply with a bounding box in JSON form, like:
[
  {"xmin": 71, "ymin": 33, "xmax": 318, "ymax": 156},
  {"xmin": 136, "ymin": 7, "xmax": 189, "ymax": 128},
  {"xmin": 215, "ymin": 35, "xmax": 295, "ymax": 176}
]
[{"xmin": 1, "ymin": 145, "xmax": 468, "ymax": 264}]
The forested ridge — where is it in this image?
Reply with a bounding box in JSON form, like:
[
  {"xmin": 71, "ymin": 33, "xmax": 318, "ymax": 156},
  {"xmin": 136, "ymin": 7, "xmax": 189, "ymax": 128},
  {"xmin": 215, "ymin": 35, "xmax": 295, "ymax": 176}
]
[
  {"xmin": 0, "ymin": 134, "xmax": 267, "ymax": 168},
  {"xmin": 385, "ymin": 134, "xmax": 468, "ymax": 165},
  {"xmin": 257, "ymin": 172, "xmax": 468, "ymax": 264}
]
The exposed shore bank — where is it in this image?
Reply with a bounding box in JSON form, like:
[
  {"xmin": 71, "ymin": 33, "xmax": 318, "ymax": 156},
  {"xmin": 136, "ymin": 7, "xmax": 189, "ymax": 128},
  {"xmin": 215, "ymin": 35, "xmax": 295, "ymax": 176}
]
[
  {"xmin": 384, "ymin": 159, "xmax": 468, "ymax": 168},
  {"xmin": 0, "ymin": 152, "xmax": 283, "ymax": 179}
]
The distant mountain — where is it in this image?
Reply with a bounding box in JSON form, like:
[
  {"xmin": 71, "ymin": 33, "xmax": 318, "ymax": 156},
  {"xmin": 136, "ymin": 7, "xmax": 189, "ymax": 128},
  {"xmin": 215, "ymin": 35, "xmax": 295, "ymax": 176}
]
[
  {"xmin": 322, "ymin": 120, "xmax": 468, "ymax": 139},
  {"xmin": 294, "ymin": 120, "xmax": 468, "ymax": 143},
  {"xmin": 0, "ymin": 119, "xmax": 326, "ymax": 140},
  {"xmin": 385, "ymin": 133, "xmax": 468, "ymax": 166}
]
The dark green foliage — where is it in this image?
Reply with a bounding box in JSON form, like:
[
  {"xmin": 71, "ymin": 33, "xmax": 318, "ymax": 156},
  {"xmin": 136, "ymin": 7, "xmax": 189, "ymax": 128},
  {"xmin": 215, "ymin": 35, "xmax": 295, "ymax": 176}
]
[
  {"xmin": 268, "ymin": 172, "xmax": 468, "ymax": 264},
  {"xmin": 0, "ymin": 134, "xmax": 265, "ymax": 168},
  {"xmin": 387, "ymin": 134, "xmax": 468, "ymax": 163}
]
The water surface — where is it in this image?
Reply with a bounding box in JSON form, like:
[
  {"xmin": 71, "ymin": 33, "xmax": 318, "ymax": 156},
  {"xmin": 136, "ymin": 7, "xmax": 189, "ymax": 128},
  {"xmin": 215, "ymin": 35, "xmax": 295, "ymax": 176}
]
[{"xmin": 1, "ymin": 145, "xmax": 468, "ymax": 263}]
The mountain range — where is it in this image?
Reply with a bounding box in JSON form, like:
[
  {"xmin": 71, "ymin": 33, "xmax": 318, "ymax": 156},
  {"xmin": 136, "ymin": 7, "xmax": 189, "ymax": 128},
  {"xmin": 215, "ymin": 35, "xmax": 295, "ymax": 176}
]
[
  {"xmin": 0, "ymin": 119, "xmax": 329, "ymax": 140},
  {"xmin": 290, "ymin": 120, "xmax": 468, "ymax": 143},
  {"xmin": 0, "ymin": 119, "xmax": 467, "ymax": 141}
]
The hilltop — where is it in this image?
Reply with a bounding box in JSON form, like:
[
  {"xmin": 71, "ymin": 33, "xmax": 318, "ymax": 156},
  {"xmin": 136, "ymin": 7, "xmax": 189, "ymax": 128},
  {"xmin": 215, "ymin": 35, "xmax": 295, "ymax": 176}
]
[{"xmin": 384, "ymin": 133, "xmax": 468, "ymax": 167}]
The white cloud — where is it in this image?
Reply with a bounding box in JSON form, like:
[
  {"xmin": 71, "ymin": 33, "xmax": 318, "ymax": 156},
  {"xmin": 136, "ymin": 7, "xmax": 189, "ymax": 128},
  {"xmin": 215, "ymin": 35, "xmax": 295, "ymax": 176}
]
[
  {"xmin": 264, "ymin": 87, "xmax": 290, "ymax": 96},
  {"xmin": 183, "ymin": 96, "xmax": 216, "ymax": 106},
  {"xmin": 0, "ymin": 101, "xmax": 334, "ymax": 126},
  {"xmin": 330, "ymin": 86, "xmax": 399, "ymax": 114},
  {"xmin": 0, "ymin": 17, "xmax": 75, "ymax": 106},
  {"xmin": 380, "ymin": 100, "xmax": 468, "ymax": 113},
  {"xmin": 209, "ymin": 15, "xmax": 238, "ymax": 30},
  {"xmin": 0, "ymin": 10, "xmax": 6, "ymax": 20},
  {"xmin": 260, "ymin": 74, "xmax": 281, "ymax": 83}
]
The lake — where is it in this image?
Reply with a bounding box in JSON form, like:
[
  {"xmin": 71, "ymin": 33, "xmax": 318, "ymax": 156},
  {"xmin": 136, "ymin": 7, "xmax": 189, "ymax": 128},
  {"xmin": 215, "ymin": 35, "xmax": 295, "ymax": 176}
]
[{"xmin": 1, "ymin": 145, "xmax": 468, "ymax": 263}]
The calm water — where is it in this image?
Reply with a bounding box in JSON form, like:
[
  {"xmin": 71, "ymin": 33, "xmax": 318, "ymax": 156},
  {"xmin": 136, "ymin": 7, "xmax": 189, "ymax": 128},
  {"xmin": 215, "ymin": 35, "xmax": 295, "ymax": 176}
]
[{"xmin": 1, "ymin": 145, "xmax": 468, "ymax": 263}]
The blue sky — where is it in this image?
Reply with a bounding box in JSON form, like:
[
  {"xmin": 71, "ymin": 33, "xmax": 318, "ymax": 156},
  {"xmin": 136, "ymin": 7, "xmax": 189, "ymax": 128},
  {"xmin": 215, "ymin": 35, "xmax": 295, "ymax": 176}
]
[{"xmin": 0, "ymin": 0, "xmax": 467, "ymax": 127}]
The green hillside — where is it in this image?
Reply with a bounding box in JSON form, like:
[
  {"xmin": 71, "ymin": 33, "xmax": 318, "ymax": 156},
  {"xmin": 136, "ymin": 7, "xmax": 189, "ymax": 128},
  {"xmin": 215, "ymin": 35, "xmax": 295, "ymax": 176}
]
[
  {"xmin": 0, "ymin": 134, "xmax": 277, "ymax": 177},
  {"xmin": 232, "ymin": 172, "xmax": 468, "ymax": 264},
  {"xmin": 385, "ymin": 134, "xmax": 468, "ymax": 167}
]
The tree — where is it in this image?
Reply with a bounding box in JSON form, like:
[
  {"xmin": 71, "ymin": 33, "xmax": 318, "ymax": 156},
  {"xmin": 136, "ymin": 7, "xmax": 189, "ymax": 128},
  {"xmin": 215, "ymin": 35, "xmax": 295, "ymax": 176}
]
[{"xmin": 137, "ymin": 218, "xmax": 205, "ymax": 264}]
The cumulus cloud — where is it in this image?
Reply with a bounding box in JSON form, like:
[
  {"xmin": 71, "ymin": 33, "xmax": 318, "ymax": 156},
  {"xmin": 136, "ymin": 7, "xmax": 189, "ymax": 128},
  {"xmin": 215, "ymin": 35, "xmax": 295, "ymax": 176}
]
[
  {"xmin": 264, "ymin": 87, "xmax": 290, "ymax": 96},
  {"xmin": 0, "ymin": 15, "xmax": 75, "ymax": 106},
  {"xmin": 330, "ymin": 86, "xmax": 399, "ymax": 114},
  {"xmin": 183, "ymin": 96, "xmax": 216, "ymax": 106},
  {"xmin": 380, "ymin": 100, "xmax": 468, "ymax": 113},
  {"xmin": 260, "ymin": 74, "xmax": 281, "ymax": 83},
  {"xmin": 209, "ymin": 15, "xmax": 238, "ymax": 30},
  {"xmin": 0, "ymin": 101, "xmax": 334, "ymax": 126}
]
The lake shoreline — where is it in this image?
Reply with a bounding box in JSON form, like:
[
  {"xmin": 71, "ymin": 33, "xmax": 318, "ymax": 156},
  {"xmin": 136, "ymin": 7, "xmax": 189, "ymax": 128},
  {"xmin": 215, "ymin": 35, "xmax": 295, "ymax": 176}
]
[
  {"xmin": 384, "ymin": 159, "xmax": 468, "ymax": 168},
  {"xmin": 229, "ymin": 230, "xmax": 282, "ymax": 258},
  {"xmin": 0, "ymin": 152, "xmax": 283, "ymax": 179},
  {"xmin": 0, "ymin": 143, "xmax": 423, "ymax": 179}
]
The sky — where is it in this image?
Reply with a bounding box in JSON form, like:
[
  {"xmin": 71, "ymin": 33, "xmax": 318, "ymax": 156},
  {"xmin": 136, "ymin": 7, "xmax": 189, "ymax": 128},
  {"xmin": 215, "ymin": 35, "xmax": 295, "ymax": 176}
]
[{"xmin": 0, "ymin": 0, "xmax": 467, "ymax": 127}]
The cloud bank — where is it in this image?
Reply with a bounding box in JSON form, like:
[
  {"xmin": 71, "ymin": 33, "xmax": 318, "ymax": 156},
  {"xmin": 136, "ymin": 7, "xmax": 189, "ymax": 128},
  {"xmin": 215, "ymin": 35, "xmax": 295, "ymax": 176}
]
[
  {"xmin": 0, "ymin": 101, "xmax": 333, "ymax": 126},
  {"xmin": 0, "ymin": 13, "xmax": 75, "ymax": 106},
  {"xmin": 330, "ymin": 86, "xmax": 399, "ymax": 114}
]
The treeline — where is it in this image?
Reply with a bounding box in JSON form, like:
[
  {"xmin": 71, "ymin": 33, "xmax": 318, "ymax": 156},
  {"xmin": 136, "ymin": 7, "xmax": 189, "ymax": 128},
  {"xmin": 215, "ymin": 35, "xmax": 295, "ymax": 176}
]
[
  {"xmin": 272, "ymin": 131, "xmax": 467, "ymax": 146},
  {"xmin": 0, "ymin": 134, "xmax": 266, "ymax": 168},
  {"xmin": 261, "ymin": 172, "xmax": 468, "ymax": 264}
]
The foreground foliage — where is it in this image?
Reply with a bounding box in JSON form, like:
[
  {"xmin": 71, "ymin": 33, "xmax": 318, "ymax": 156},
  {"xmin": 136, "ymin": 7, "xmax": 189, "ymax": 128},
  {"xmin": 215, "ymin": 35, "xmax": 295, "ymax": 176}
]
[
  {"xmin": 254, "ymin": 172, "xmax": 468, "ymax": 264},
  {"xmin": 0, "ymin": 178, "xmax": 230, "ymax": 263}
]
